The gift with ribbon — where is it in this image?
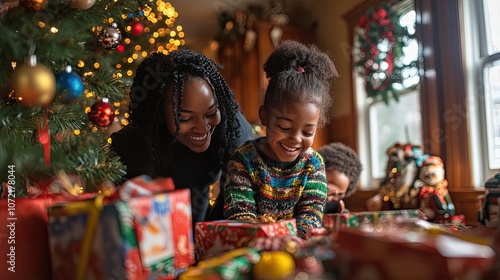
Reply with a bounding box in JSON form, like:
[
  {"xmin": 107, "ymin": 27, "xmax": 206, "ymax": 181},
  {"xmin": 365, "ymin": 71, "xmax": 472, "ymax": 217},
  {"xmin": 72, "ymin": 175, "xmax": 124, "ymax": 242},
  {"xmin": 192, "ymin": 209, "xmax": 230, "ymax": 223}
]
[
  {"xmin": 47, "ymin": 175, "xmax": 194, "ymax": 280},
  {"xmin": 0, "ymin": 173, "xmax": 96, "ymax": 280},
  {"xmin": 179, "ymin": 248, "xmax": 261, "ymax": 280},
  {"xmin": 322, "ymin": 209, "xmax": 421, "ymax": 236},
  {"xmin": 194, "ymin": 219, "xmax": 297, "ymax": 260}
]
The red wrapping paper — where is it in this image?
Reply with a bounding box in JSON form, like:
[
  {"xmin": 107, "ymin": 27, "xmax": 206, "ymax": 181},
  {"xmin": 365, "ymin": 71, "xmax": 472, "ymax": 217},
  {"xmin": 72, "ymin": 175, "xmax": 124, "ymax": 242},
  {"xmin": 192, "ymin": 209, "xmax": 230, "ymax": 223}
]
[
  {"xmin": 194, "ymin": 219, "xmax": 297, "ymax": 260},
  {"xmin": 0, "ymin": 194, "xmax": 94, "ymax": 280},
  {"xmin": 334, "ymin": 227, "xmax": 496, "ymax": 280}
]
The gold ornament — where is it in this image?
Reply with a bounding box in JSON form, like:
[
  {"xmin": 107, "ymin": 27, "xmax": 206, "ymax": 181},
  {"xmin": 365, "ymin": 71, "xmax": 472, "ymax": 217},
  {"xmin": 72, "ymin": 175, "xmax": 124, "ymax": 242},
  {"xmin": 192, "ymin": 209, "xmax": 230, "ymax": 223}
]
[
  {"xmin": 69, "ymin": 0, "xmax": 95, "ymax": 10},
  {"xmin": 9, "ymin": 56, "xmax": 56, "ymax": 107},
  {"xmin": 253, "ymin": 251, "xmax": 295, "ymax": 280}
]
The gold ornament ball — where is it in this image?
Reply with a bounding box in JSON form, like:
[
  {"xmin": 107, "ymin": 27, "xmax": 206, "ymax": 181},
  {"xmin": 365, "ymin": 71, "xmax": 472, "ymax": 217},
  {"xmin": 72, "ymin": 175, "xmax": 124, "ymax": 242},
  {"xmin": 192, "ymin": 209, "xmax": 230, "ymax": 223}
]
[
  {"xmin": 70, "ymin": 0, "xmax": 96, "ymax": 10},
  {"xmin": 10, "ymin": 64, "xmax": 56, "ymax": 107},
  {"xmin": 253, "ymin": 251, "xmax": 295, "ymax": 280}
]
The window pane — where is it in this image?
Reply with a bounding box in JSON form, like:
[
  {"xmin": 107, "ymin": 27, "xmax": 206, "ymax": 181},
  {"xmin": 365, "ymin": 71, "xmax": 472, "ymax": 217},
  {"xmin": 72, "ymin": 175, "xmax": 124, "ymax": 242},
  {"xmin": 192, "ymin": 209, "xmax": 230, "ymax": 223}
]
[
  {"xmin": 397, "ymin": 10, "xmax": 420, "ymax": 90},
  {"xmin": 484, "ymin": 0, "xmax": 500, "ymax": 55},
  {"xmin": 369, "ymin": 91, "xmax": 422, "ymax": 178},
  {"xmin": 484, "ymin": 61, "xmax": 500, "ymax": 168}
]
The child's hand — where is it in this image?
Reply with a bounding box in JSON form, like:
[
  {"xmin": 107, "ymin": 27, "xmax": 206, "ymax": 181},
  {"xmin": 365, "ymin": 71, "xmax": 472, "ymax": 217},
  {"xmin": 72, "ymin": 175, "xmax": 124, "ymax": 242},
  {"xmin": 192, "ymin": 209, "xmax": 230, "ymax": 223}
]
[
  {"xmin": 338, "ymin": 199, "xmax": 345, "ymax": 213},
  {"xmin": 258, "ymin": 214, "xmax": 277, "ymax": 223}
]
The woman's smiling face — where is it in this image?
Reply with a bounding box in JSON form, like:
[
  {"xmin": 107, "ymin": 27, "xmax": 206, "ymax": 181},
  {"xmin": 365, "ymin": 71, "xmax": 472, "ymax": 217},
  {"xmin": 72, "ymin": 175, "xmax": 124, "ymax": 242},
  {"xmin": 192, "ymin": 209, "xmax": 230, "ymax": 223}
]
[{"xmin": 163, "ymin": 77, "xmax": 221, "ymax": 153}]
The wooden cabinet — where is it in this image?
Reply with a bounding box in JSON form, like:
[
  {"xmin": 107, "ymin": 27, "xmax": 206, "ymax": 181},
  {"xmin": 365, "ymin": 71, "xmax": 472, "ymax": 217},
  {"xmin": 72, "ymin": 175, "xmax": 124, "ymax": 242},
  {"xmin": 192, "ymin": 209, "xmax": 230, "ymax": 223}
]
[{"xmin": 217, "ymin": 21, "xmax": 328, "ymax": 148}]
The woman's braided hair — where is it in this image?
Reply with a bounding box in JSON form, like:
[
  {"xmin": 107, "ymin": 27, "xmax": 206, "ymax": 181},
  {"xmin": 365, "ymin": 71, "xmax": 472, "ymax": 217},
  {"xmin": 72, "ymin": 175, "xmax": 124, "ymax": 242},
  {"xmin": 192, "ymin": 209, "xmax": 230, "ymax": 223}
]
[{"xmin": 129, "ymin": 50, "xmax": 242, "ymax": 166}]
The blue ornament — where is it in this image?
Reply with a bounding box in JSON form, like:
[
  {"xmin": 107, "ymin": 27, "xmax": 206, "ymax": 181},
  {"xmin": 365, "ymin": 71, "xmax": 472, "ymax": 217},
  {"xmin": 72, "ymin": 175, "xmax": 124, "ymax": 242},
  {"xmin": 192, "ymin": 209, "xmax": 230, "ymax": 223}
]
[{"xmin": 55, "ymin": 66, "xmax": 84, "ymax": 104}]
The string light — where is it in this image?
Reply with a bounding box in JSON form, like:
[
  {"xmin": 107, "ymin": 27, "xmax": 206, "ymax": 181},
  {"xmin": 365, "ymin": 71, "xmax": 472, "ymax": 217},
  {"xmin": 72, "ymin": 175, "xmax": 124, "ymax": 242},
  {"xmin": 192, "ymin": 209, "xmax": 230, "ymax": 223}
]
[{"xmin": 101, "ymin": 1, "xmax": 185, "ymax": 129}]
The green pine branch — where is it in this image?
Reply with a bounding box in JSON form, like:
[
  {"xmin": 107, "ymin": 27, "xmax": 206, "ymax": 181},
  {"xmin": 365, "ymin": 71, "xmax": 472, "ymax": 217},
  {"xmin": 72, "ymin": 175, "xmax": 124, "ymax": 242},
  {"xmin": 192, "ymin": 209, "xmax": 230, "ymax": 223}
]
[{"xmin": 0, "ymin": 0, "xmax": 181, "ymax": 197}]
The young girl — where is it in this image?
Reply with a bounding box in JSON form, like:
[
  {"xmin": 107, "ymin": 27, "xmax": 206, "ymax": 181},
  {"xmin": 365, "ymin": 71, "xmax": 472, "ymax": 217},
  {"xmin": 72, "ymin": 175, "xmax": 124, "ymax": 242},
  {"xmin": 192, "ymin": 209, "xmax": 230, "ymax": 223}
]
[
  {"xmin": 318, "ymin": 142, "xmax": 363, "ymax": 213},
  {"xmin": 111, "ymin": 50, "xmax": 254, "ymax": 225},
  {"xmin": 223, "ymin": 40, "xmax": 339, "ymax": 238}
]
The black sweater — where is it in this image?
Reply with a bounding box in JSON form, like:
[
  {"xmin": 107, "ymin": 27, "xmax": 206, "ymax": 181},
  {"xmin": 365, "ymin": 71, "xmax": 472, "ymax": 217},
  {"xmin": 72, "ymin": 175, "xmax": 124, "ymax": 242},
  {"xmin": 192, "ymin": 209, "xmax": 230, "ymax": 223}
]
[{"xmin": 110, "ymin": 112, "xmax": 254, "ymax": 225}]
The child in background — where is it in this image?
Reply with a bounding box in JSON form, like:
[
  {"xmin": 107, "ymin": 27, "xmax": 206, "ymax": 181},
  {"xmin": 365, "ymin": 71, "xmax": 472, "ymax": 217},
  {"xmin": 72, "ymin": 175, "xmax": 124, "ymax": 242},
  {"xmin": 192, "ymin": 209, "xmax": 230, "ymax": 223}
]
[
  {"xmin": 317, "ymin": 142, "xmax": 363, "ymax": 213},
  {"xmin": 223, "ymin": 40, "xmax": 339, "ymax": 238}
]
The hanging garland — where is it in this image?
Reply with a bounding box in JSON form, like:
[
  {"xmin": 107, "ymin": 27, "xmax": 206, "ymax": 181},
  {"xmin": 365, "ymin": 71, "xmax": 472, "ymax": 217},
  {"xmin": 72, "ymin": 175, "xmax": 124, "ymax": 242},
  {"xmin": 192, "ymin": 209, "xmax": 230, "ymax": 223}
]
[{"xmin": 354, "ymin": 3, "xmax": 415, "ymax": 104}]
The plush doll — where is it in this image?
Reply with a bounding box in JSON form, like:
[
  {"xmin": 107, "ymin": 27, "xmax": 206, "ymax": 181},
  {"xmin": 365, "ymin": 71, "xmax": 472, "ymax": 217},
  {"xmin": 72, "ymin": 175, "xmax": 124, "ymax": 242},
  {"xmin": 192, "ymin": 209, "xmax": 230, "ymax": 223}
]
[
  {"xmin": 415, "ymin": 156, "xmax": 464, "ymax": 225},
  {"xmin": 366, "ymin": 143, "xmax": 422, "ymax": 211}
]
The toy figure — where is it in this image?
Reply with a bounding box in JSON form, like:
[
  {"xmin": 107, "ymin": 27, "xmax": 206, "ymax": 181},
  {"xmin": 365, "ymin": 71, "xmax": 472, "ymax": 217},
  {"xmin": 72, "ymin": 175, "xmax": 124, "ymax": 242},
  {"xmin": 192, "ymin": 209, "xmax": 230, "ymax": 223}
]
[
  {"xmin": 366, "ymin": 143, "xmax": 422, "ymax": 211},
  {"xmin": 415, "ymin": 156, "xmax": 465, "ymax": 225}
]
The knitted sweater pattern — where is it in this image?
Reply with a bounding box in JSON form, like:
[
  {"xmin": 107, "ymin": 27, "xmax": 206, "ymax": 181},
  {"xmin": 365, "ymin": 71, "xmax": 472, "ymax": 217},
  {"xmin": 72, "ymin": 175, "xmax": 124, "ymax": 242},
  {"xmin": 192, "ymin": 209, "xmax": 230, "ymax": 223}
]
[{"xmin": 224, "ymin": 140, "xmax": 327, "ymax": 238}]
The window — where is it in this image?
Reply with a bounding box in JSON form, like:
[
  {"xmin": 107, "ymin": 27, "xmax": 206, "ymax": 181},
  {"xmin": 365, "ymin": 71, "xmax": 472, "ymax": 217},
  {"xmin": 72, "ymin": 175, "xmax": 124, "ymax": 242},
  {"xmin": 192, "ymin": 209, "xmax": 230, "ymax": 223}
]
[
  {"xmin": 354, "ymin": 1, "xmax": 421, "ymax": 188},
  {"xmin": 464, "ymin": 0, "xmax": 500, "ymax": 185}
]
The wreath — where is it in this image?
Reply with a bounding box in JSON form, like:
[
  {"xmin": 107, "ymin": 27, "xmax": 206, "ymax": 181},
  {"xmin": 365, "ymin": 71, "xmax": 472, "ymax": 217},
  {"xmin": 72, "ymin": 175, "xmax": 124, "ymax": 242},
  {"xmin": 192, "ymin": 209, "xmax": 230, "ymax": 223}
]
[{"xmin": 354, "ymin": 3, "xmax": 415, "ymax": 104}]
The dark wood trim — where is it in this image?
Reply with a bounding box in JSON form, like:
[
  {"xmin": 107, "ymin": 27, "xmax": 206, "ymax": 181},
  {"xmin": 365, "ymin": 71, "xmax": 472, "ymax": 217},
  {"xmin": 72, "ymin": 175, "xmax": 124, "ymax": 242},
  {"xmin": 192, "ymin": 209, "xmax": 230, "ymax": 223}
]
[
  {"xmin": 337, "ymin": 0, "xmax": 397, "ymax": 151},
  {"xmin": 343, "ymin": 190, "xmax": 379, "ymax": 212},
  {"xmin": 415, "ymin": 0, "xmax": 472, "ymax": 188},
  {"xmin": 415, "ymin": 0, "xmax": 442, "ymax": 157}
]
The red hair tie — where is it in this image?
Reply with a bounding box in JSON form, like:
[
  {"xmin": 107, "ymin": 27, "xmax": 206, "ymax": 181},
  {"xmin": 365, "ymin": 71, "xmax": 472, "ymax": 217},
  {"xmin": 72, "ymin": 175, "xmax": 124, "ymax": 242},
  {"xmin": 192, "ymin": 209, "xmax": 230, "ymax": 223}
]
[{"xmin": 297, "ymin": 66, "xmax": 305, "ymax": 73}]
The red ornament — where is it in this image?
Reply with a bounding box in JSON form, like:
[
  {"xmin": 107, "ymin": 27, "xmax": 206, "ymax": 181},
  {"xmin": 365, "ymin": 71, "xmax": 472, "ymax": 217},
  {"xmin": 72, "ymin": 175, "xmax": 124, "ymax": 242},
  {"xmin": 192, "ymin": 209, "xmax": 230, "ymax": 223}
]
[
  {"xmin": 89, "ymin": 100, "xmax": 115, "ymax": 127},
  {"xmin": 131, "ymin": 21, "xmax": 144, "ymax": 36},
  {"xmin": 117, "ymin": 44, "xmax": 125, "ymax": 53}
]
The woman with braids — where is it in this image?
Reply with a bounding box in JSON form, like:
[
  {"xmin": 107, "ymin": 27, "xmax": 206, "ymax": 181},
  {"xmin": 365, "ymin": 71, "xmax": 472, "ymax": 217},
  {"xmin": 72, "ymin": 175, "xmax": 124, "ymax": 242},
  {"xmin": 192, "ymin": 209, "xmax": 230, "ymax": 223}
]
[
  {"xmin": 110, "ymin": 50, "xmax": 253, "ymax": 225},
  {"xmin": 317, "ymin": 142, "xmax": 363, "ymax": 214},
  {"xmin": 223, "ymin": 40, "xmax": 339, "ymax": 238}
]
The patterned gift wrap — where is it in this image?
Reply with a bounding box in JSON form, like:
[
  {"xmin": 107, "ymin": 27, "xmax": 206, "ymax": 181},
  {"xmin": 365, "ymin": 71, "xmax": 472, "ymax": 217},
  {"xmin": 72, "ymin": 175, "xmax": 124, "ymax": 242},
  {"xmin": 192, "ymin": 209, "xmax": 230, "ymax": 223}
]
[
  {"xmin": 194, "ymin": 219, "xmax": 297, "ymax": 260},
  {"xmin": 322, "ymin": 209, "xmax": 421, "ymax": 233},
  {"xmin": 48, "ymin": 189, "xmax": 194, "ymax": 280},
  {"xmin": 333, "ymin": 227, "xmax": 496, "ymax": 280},
  {"xmin": 179, "ymin": 248, "xmax": 261, "ymax": 280},
  {"xmin": 249, "ymin": 235, "xmax": 305, "ymax": 252},
  {"xmin": 119, "ymin": 175, "xmax": 175, "ymax": 200}
]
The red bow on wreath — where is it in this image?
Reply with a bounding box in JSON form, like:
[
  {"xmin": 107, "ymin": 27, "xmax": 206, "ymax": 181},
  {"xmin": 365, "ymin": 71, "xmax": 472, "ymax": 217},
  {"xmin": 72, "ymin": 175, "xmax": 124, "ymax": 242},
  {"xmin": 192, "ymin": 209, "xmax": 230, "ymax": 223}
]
[{"xmin": 355, "ymin": 3, "xmax": 413, "ymax": 104}]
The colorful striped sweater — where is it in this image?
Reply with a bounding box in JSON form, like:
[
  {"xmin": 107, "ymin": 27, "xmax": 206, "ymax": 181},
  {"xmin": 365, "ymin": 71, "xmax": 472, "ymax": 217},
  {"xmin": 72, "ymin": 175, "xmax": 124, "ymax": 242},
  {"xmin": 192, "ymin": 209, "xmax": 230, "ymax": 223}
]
[{"xmin": 223, "ymin": 139, "xmax": 327, "ymax": 238}]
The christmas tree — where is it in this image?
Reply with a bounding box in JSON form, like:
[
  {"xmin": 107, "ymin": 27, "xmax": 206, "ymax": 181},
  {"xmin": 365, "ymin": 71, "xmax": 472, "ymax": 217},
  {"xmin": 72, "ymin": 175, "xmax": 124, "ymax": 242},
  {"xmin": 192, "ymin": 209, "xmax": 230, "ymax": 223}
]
[{"xmin": 0, "ymin": 0, "xmax": 184, "ymax": 197}]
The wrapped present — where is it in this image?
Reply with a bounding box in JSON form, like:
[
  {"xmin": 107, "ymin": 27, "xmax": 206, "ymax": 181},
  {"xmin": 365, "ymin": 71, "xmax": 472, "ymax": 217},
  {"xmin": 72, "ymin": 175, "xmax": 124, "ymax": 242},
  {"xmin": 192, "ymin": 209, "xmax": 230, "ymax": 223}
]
[
  {"xmin": 48, "ymin": 187, "xmax": 194, "ymax": 280},
  {"xmin": 118, "ymin": 175, "xmax": 175, "ymax": 200},
  {"xmin": 333, "ymin": 226, "xmax": 496, "ymax": 280},
  {"xmin": 322, "ymin": 209, "xmax": 421, "ymax": 234},
  {"xmin": 195, "ymin": 219, "xmax": 297, "ymax": 260},
  {"xmin": 249, "ymin": 236, "xmax": 305, "ymax": 252},
  {"xmin": 179, "ymin": 248, "xmax": 261, "ymax": 280},
  {"xmin": 0, "ymin": 192, "xmax": 96, "ymax": 280},
  {"xmin": 0, "ymin": 195, "xmax": 69, "ymax": 280}
]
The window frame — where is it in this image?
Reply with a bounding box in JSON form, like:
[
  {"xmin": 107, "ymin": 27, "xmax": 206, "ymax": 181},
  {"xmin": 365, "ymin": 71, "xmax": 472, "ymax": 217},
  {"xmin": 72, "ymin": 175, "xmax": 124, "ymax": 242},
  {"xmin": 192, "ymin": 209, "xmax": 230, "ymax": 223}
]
[
  {"xmin": 349, "ymin": 0, "xmax": 422, "ymax": 188},
  {"xmin": 464, "ymin": 0, "xmax": 500, "ymax": 185},
  {"xmin": 360, "ymin": 3, "xmax": 420, "ymax": 186},
  {"xmin": 343, "ymin": 0, "xmax": 474, "ymax": 189}
]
